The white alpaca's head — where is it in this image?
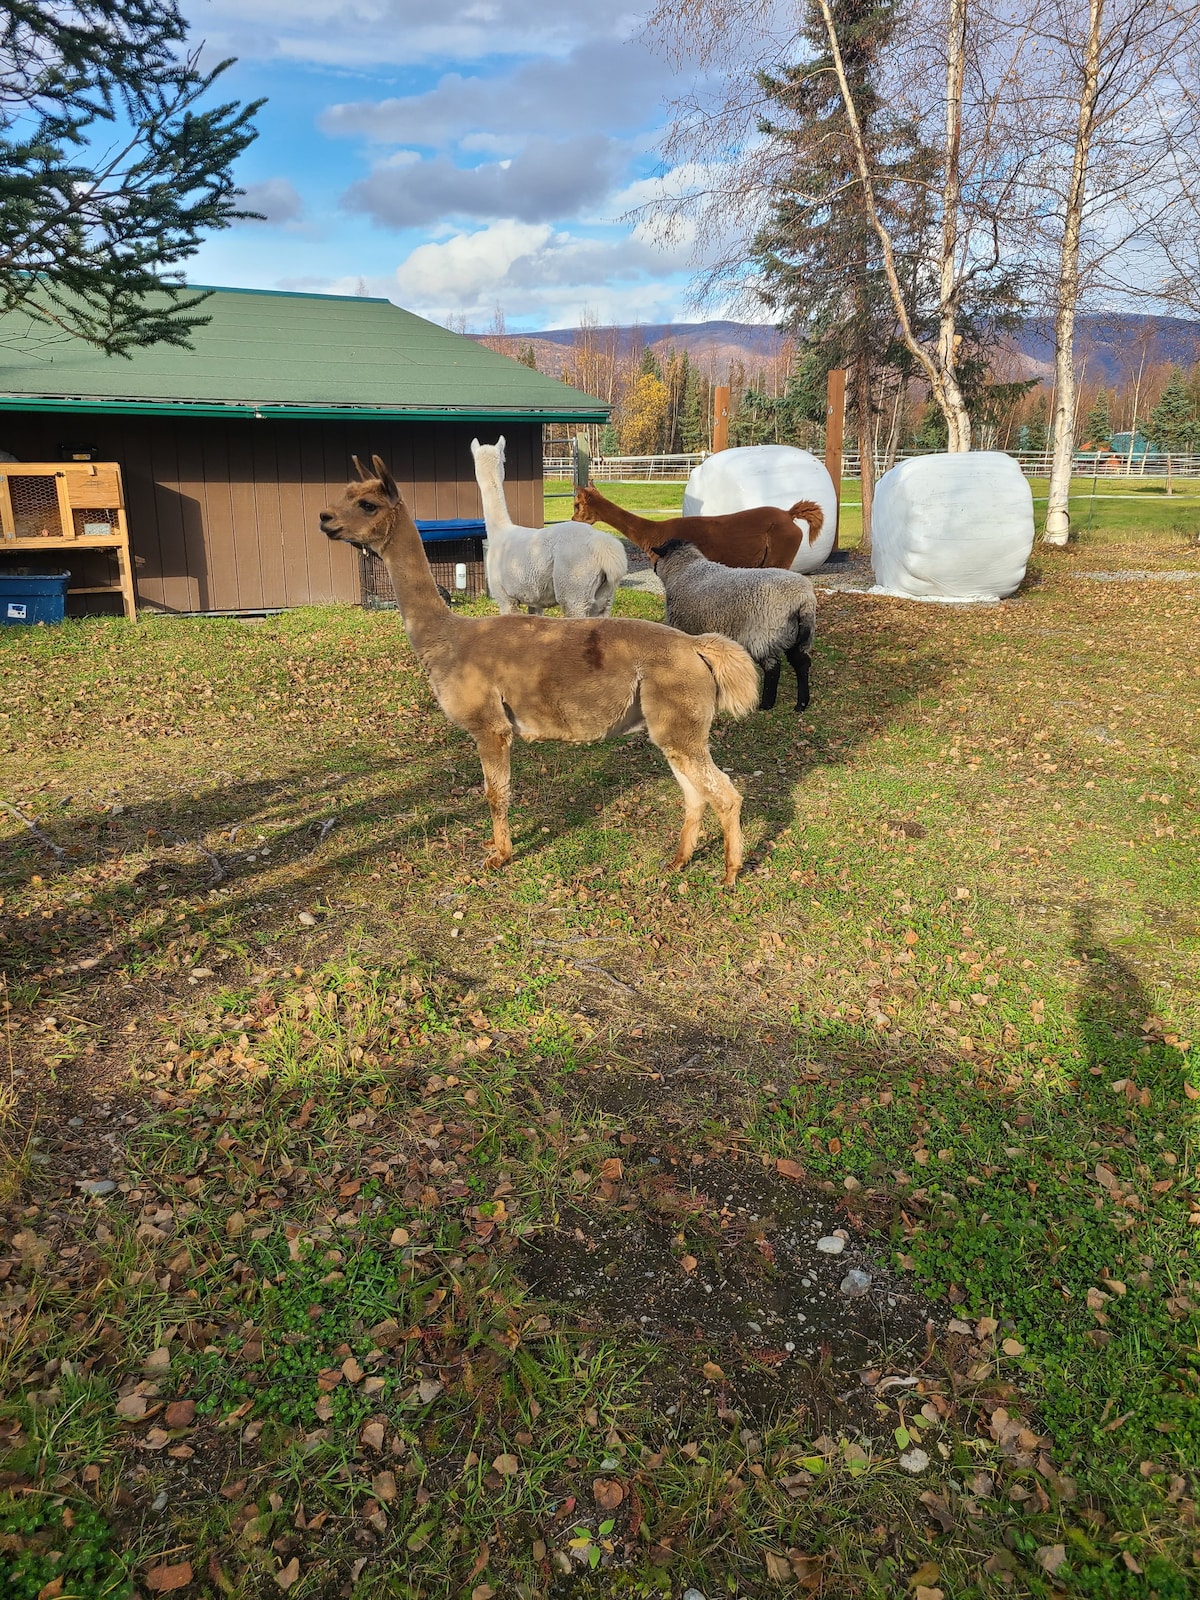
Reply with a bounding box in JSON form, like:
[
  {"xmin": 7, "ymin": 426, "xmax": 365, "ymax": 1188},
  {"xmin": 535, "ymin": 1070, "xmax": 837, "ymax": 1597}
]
[{"xmin": 470, "ymin": 435, "xmax": 506, "ymax": 483}]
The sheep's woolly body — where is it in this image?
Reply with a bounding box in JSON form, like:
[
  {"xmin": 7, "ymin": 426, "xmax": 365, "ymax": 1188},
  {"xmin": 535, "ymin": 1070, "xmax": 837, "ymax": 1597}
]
[
  {"xmin": 654, "ymin": 540, "xmax": 817, "ymax": 713},
  {"xmin": 472, "ymin": 438, "xmax": 626, "ymax": 617},
  {"xmin": 656, "ymin": 543, "xmax": 816, "ymax": 660}
]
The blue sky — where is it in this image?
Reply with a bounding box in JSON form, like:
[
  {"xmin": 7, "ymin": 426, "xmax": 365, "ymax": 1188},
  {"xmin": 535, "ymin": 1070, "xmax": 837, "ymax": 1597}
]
[{"xmin": 182, "ymin": 0, "xmax": 704, "ymax": 331}]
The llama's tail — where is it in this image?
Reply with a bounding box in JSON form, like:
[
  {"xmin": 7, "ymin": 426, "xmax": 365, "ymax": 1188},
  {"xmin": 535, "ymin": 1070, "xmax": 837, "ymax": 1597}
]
[
  {"xmin": 693, "ymin": 633, "xmax": 759, "ymax": 720},
  {"xmin": 580, "ymin": 530, "xmax": 629, "ymax": 616},
  {"xmin": 788, "ymin": 500, "xmax": 825, "ymax": 543},
  {"xmin": 592, "ymin": 528, "xmax": 629, "ymax": 588}
]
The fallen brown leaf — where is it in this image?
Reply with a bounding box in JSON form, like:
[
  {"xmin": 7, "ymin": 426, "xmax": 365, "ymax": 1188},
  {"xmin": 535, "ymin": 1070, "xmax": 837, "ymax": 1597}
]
[
  {"xmin": 274, "ymin": 1557, "xmax": 301, "ymax": 1591},
  {"xmin": 593, "ymin": 1478, "xmax": 624, "ymax": 1511},
  {"xmin": 145, "ymin": 1562, "xmax": 193, "ymax": 1593}
]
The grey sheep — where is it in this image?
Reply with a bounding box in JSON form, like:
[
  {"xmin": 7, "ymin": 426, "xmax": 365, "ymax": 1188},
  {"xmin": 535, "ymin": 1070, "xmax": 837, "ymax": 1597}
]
[{"xmin": 651, "ymin": 538, "xmax": 816, "ymax": 712}]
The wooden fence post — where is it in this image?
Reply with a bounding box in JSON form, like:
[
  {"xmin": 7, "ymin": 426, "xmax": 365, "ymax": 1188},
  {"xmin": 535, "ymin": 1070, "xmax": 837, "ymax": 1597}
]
[
  {"xmin": 712, "ymin": 386, "xmax": 730, "ymax": 452},
  {"xmin": 825, "ymin": 368, "xmax": 847, "ymax": 549},
  {"xmin": 573, "ymin": 434, "xmax": 591, "ymax": 489}
]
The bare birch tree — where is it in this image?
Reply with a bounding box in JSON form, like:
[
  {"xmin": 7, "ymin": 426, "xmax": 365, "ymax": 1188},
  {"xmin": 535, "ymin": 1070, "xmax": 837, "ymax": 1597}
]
[
  {"xmin": 1019, "ymin": 0, "xmax": 1200, "ymax": 543},
  {"xmin": 643, "ymin": 0, "xmax": 1034, "ymax": 453}
]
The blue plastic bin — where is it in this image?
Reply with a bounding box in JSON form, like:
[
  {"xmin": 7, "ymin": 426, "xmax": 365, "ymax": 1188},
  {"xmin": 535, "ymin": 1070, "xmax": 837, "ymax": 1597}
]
[{"xmin": 0, "ymin": 571, "xmax": 71, "ymax": 626}]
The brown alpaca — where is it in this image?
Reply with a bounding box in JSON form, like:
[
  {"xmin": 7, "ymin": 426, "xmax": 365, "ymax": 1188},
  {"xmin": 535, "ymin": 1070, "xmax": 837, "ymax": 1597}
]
[
  {"xmin": 321, "ymin": 457, "xmax": 760, "ymax": 884},
  {"xmin": 573, "ymin": 483, "xmax": 824, "ymax": 571}
]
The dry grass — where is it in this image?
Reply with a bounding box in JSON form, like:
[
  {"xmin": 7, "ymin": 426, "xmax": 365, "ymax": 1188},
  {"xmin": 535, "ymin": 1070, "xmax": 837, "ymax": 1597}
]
[{"xmin": 0, "ymin": 527, "xmax": 1197, "ymax": 1598}]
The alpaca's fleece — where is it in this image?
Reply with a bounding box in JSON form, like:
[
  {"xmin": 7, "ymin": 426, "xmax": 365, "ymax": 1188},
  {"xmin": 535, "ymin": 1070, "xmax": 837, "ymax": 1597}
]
[
  {"xmin": 653, "ymin": 540, "xmax": 816, "ymax": 664},
  {"xmin": 472, "ymin": 437, "xmax": 627, "ymax": 618}
]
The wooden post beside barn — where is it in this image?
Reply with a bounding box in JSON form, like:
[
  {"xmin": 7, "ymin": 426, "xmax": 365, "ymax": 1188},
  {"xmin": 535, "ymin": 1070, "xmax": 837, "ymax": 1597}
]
[
  {"xmin": 573, "ymin": 434, "xmax": 592, "ymax": 490},
  {"xmin": 824, "ymin": 368, "xmax": 847, "ymax": 550},
  {"xmin": 712, "ymin": 386, "xmax": 730, "ymax": 453}
]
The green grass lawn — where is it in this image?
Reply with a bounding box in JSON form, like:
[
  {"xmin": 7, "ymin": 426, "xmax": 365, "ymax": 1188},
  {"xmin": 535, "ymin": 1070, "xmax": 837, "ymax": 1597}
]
[
  {"xmin": 547, "ymin": 476, "xmax": 1200, "ymax": 557},
  {"xmin": 1, "ymin": 529, "xmax": 1198, "ymax": 1598}
]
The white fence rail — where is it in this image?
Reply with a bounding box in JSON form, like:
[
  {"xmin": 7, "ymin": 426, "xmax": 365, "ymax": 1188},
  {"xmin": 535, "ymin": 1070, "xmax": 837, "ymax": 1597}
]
[
  {"xmin": 544, "ymin": 452, "xmax": 705, "ymax": 482},
  {"xmin": 546, "ymin": 449, "xmax": 1200, "ymax": 483}
]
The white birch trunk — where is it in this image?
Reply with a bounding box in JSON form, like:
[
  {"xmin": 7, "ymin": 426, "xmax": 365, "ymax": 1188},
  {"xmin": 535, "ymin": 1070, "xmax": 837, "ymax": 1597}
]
[
  {"xmin": 1044, "ymin": 0, "xmax": 1106, "ymax": 545},
  {"xmin": 939, "ymin": 0, "xmax": 972, "ymax": 451}
]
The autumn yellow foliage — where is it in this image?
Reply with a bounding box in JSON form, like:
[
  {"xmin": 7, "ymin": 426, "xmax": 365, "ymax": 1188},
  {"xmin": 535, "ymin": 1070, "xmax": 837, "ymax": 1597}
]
[{"xmin": 618, "ymin": 372, "xmax": 670, "ymax": 454}]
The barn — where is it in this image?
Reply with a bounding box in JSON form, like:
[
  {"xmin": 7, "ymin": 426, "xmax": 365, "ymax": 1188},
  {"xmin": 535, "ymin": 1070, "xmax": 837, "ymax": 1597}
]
[{"xmin": 0, "ymin": 287, "xmax": 609, "ymax": 616}]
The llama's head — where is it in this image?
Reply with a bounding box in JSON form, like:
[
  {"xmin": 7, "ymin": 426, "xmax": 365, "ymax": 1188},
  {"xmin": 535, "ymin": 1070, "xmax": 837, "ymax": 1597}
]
[
  {"xmin": 320, "ymin": 455, "xmax": 407, "ymax": 553},
  {"xmin": 470, "ymin": 435, "xmax": 506, "ymax": 482},
  {"xmin": 572, "ymin": 485, "xmax": 598, "ymax": 523}
]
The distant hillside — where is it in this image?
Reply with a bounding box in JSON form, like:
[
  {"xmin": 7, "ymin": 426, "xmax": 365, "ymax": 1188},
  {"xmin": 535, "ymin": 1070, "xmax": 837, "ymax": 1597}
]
[{"xmin": 476, "ymin": 313, "xmax": 1200, "ymax": 387}]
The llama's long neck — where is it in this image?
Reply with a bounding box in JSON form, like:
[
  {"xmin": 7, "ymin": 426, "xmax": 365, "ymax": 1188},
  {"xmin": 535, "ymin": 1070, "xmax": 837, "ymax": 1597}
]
[
  {"xmin": 374, "ymin": 504, "xmax": 454, "ymax": 657},
  {"xmin": 475, "ymin": 458, "xmax": 514, "ymax": 535},
  {"xmin": 586, "ymin": 490, "xmax": 653, "ymax": 549}
]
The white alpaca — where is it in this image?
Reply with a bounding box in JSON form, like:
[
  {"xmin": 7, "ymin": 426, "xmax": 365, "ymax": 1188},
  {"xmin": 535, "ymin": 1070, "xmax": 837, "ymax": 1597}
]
[{"xmin": 471, "ymin": 437, "xmax": 627, "ymax": 617}]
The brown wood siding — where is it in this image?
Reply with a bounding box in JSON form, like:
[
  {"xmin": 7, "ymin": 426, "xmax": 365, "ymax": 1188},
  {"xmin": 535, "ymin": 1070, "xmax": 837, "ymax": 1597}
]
[{"xmin": 0, "ymin": 414, "xmax": 543, "ymax": 612}]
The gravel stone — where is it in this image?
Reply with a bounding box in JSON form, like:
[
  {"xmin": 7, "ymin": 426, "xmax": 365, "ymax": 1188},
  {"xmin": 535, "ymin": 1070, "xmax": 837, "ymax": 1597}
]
[{"xmin": 840, "ymin": 1268, "xmax": 873, "ymax": 1298}]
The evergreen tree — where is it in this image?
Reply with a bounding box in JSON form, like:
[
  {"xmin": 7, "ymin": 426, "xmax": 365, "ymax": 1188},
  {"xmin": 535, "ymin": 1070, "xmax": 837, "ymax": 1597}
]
[
  {"xmin": 1083, "ymin": 389, "xmax": 1113, "ymax": 448},
  {"xmin": 730, "ymin": 382, "xmax": 777, "ymax": 447},
  {"xmin": 1147, "ymin": 366, "xmax": 1197, "ymax": 452},
  {"xmin": 1024, "ymin": 393, "xmax": 1050, "ymax": 453},
  {"xmin": 517, "ymin": 343, "xmax": 538, "ymax": 369},
  {"xmin": 751, "ymin": 0, "xmax": 1026, "ymax": 504},
  {"xmin": 0, "ymin": 2, "xmax": 260, "ymax": 354},
  {"xmin": 749, "ymin": 0, "xmax": 936, "ymax": 538},
  {"xmin": 912, "ymin": 401, "xmax": 948, "ymax": 453},
  {"xmin": 638, "ymin": 344, "xmax": 663, "ymax": 380},
  {"xmin": 680, "ymin": 365, "xmax": 709, "ymax": 452}
]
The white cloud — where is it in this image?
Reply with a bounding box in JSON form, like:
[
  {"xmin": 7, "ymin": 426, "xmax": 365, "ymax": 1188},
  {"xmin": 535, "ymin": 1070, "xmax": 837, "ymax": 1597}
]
[
  {"xmin": 236, "ymin": 177, "xmax": 307, "ymax": 226},
  {"xmin": 184, "ymin": 0, "xmax": 646, "ymax": 70},
  {"xmin": 320, "ymin": 39, "xmax": 672, "ymax": 149},
  {"xmin": 343, "ymin": 135, "xmax": 624, "ymax": 228},
  {"xmin": 390, "ymin": 218, "xmax": 694, "ymax": 326}
]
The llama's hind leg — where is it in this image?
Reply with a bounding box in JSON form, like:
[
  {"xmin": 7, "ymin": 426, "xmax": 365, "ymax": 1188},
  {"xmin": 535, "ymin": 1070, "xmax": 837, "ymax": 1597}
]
[
  {"xmin": 666, "ymin": 753, "xmax": 744, "ymax": 887},
  {"xmin": 474, "ymin": 726, "xmax": 514, "ymax": 868},
  {"xmin": 785, "ymin": 640, "xmax": 811, "ymax": 711}
]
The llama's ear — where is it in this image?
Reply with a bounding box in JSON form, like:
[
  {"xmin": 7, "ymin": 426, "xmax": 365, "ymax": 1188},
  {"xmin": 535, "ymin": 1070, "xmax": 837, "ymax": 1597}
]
[
  {"xmin": 496, "ymin": 435, "xmax": 506, "ymax": 462},
  {"xmin": 470, "ymin": 438, "xmax": 480, "ymax": 458},
  {"xmin": 352, "ymin": 455, "xmax": 368, "ymax": 481},
  {"xmin": 371, "ymin": 455, "xmax": 400, "ymax": 504}
]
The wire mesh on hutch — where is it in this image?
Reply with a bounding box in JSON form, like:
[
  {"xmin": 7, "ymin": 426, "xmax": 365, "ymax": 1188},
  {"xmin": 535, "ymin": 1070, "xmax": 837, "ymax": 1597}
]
[
  {"xmin": 361, "ymin": 538, "xmax": 488, "ymax": 608},
  {"xmin": 9, "ymin": 474, "xmax": 63, "ymax": 538}
]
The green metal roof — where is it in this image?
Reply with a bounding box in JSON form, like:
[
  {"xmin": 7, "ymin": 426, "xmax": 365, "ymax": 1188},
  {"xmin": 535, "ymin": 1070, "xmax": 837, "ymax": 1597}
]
[{"xmin": 0, "ymin": 286, "xmax": 610, "ymax": 423}]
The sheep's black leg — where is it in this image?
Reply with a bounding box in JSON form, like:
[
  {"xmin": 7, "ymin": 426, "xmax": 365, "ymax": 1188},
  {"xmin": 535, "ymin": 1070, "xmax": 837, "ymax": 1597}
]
[
  {"xmin": 785, "ymin": 642, "xmax": 811, "ymax": 712},
  {"xmin": 759, "ymin": 657, "xmax": 781, "ymax": 711}
]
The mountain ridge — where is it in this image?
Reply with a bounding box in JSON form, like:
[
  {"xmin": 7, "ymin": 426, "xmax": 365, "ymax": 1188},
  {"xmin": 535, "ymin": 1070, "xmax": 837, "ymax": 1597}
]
[{"xmin": 475, "ymin": 313, "xmax": 1200, "ymax": 388}]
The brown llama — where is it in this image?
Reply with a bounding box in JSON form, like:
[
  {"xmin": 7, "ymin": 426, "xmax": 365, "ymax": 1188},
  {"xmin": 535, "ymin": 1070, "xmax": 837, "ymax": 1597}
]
[
  {"xmin": 321, "ymin": 457, "xmax": 760, "ymax": 885},
  {"xmin": 573, "ymin": 483, "xmax": 824, "ymax": 571}
]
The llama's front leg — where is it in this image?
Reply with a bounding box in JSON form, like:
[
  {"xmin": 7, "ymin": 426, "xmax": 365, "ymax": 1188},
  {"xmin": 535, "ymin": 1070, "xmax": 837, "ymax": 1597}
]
[
  {"xmin": 759, "ymin": 657, "xmax": 781, "ymax": 711},
  {"xmin": 667, "ymin": 755, "xmax": 743, "ymax": 886},
  {"xmin": 475, "ymin": 728, "xmax": 514, "ymax": 868},
  {"xmin": 665, "ymin": 760, "xmax": 707, "ymax": 873},
  {"xmin": 785, "ymin": 642, "xmax": 811, "ymax": 712}
]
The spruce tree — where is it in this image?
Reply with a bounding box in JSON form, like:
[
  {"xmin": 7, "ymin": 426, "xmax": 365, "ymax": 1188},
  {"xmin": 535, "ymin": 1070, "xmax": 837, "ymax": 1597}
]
[
  {"xmin": 1083, "ymin": 390, "xmax": 1113, "ymax": 448},
  {"xmin": 730, "ymin": 382, "xmax": 777, "ymax": 447},
  {"xmin": 749, "ymin": 0, "xmax": 936, "ymax": 542},
  {"xmin": 1024, "ymin": 393, "xmax": 1050, "ymax": 453},
  {"xmin": 1147, "ymin": 367, "xmax": 1197, "ymax": 452},
  {"xmin": 0, "ymin": 1, "xmax": 259, "ymax": 354},
  {"xmin": 680, "ymin": 366, "xmax": 709, "ymax": 452}
]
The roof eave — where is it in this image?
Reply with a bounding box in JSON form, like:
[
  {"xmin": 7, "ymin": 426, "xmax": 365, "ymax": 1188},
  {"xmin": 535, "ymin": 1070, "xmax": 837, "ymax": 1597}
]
[{"xmin": 0, "ymin": 395, "xmax": 610, "ymax": 424}]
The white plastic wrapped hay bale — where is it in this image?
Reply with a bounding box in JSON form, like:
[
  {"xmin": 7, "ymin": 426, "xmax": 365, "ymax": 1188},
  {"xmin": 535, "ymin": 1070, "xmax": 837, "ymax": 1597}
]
[
  {"xmin": 683, "ymin": 445, "xmax": 838, "ymax": 572},
  {"xmin": 871, "ymin": 451, "xmax": 1034, "ymax": 601}
]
